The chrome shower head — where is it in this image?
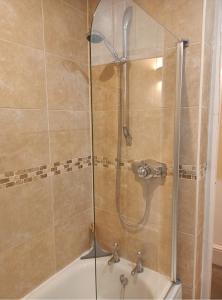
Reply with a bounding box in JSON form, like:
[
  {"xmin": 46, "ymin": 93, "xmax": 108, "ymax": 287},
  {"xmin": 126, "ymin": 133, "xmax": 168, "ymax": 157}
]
[
  {"xmin": 87, "ymin": 30, "xmax": 104, "ymax": 43},
  {"xmin": 122, "ymin": 6, "xmax": 133, "ymax": 59},
  {"xmin": 87, "ymin": 30, "xmax": 120, "ymax": 62},
  {"xmin": 123, "ymin": 6, "xmax": 133, "ymax": 31}
]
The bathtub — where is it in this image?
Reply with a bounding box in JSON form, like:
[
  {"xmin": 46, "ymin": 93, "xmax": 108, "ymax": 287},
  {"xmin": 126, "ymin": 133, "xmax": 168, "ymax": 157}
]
[{"xmin": 23, "ymin": 256, "xmax": 182, "ymax": 299}]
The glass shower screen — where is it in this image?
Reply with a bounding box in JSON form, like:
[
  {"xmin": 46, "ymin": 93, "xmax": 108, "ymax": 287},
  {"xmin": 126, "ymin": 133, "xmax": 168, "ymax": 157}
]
[{"xmin": 89, "ymin": 1, "xmax": 181, "ymax": 298}]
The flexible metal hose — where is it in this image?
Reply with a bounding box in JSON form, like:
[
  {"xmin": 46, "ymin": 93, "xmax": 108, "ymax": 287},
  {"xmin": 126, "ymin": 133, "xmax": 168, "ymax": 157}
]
[{"xmin": 115, "ymin": 63, "xmax": 148, "ymax": 232}]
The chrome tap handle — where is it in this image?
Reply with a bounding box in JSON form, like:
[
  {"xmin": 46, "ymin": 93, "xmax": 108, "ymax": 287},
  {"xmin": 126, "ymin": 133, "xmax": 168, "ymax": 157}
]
[
  {"xmin": 137, "ymin": 251, "xmax": 142, "ymax": 258},
  {"xmin": 113, "ymin": 242, "xmax": 119, "ymax": 251},
  {"xmin": 113, "ymin": 243, "xmax": 120, "ymax": 260},
  {"xmin": 131, "ymin": 250, "xmax": 143, "ymax": 275},
  {"xmin": 108, "ymin": 242, "xmax": 120, "ymax": 265}
]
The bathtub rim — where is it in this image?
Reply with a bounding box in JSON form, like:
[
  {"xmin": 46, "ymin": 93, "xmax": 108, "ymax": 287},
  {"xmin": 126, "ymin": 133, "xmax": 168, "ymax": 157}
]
[{"xmin": 22, "ymin": 254, "xmax": 180, "ymax": 300}]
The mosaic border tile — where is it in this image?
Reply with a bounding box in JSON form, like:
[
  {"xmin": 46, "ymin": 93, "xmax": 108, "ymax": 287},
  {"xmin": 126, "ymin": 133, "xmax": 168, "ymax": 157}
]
[
  {"xmin": 93, "ymin": 156, "xmax": 174, "ymax": 175},
  {"xmin": 94, "ymin": 156, "xmax": 207, "ymax": 180},
  {"xmin": 0, "ymin": 156, "xmax": 92, "ymax": 190},
  {"xmin": 179, "ymin": 163, "xmax": 207, "ymax": 180},
  {"xmin": 0, "ymin": 155, "xmax": 207, "ymax": 190}
]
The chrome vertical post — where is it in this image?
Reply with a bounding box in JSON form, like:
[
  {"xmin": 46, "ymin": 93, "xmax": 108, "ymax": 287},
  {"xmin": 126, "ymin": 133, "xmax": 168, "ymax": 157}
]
[{"xmin": 171, "ymin": 40, "xmax": 188, "ymax": 283}]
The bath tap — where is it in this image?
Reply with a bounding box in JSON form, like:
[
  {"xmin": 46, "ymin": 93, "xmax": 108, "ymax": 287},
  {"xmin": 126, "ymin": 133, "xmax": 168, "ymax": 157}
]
[
  {"xmin": 108, "ymin": 242, "xmax": 120, "ymax": 265},
  {"xmin": 131, "ymin": 251, "xmax": 144, "ymax": 276}
]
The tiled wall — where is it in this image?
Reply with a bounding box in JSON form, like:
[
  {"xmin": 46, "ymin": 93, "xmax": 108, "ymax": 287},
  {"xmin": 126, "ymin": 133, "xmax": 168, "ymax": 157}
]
[
  {"xmin": 89, "ymin": 0, "xmax": 181, "ymax": 280},
  {"xmin": 89, "ymin": 0, "xmax": 215, "ymax": 299},
  {"xmin": 134, "ymin": 0, "xmax": 215, "ymax": 298},
  {"xmin": 92, "ymin": 53, "xmax": 176, "ymax": 277},
  {"xmin": 0, "ymin": 0, "xmax": 92, "ymax": 298}
]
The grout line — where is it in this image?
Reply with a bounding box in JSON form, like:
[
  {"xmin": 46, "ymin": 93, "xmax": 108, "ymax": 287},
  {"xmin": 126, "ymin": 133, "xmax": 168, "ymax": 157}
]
[
  {"xmin": 45, "ymin": 51, "xmax": 89, "ymax": 67},
  {"xmin": 41, "ymin": 0, "xmax": 52, "ymax": 167},
  {"xmin": 41, "ymin": 0, "xmax": 57, "ymax": 272},
  {"xmin": 0, "ymin": 107, "xmax": 42, "ymax": 111},
  {"xmin": 61, "ymin": 0, "xmax": 87, "ymax": 16},
  {"xmin": 48, "ymin": 109, "xmax": 90, "ymax": 113},
  {"xmin": 0, "ymin": 37, "xmax": 44, "ymax": 52}
]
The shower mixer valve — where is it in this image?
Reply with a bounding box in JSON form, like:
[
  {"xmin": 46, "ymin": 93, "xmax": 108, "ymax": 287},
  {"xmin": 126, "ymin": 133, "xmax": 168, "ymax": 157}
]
[{"xmin": 132, "ymin": 159, "xmax": 167, "ymax": 180}]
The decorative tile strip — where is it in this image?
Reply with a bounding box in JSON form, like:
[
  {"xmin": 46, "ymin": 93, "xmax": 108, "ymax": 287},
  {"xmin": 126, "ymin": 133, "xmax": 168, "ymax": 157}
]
[
  {"xmin": 0, "ymin": 156, "xmax": 92, "ymax": 190},
  {"xmin": 179, "ymin": 163, "xmax": 207, "ymax": 180},
  {"xmin": 94, "ymin": 156, "xmax": 207, "ymax": 180},
  {"xmin": 1, "ymin": 156, "xmax": 206, "ymax": 189},
  {"xmin": 93, "ymin": 156, "xmax": 174, "ymax": 175}
]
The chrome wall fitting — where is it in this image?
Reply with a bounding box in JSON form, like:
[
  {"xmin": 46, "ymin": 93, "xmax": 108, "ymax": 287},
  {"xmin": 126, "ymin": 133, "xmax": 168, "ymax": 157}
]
[
  {"xmin": 132, "ymin": 159, "xmax": 167, "ymax": 180},
  {"xmin": 108, "ymin": 242, "xmax": 120, "ymax": 265},
  {"xmin": 131, "ymin": 251, "xmax": 144, "ymax": 276}
]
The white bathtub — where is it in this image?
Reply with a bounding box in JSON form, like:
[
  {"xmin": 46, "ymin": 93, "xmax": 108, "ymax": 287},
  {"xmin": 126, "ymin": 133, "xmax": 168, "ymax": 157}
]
[{"xmin": 23, "ymin": 256, "xmax": 181, "ymax": 299}]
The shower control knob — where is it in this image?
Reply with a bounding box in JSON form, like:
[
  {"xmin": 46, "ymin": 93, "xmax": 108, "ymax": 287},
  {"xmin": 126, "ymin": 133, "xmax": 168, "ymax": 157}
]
[
  {"xmin": 137, "ymin": 165, "xmax": 152, "ymax": 178},
  {"xmin": 132, "ymin": 159, "xmax": 167, "ymax": 180}
]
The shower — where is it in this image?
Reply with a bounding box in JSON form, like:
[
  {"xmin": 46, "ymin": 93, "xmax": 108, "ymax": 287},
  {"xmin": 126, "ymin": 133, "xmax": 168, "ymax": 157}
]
[
  {"xmin": 87, "ymin": 6, "xmax": 133, "ymax": 63},
  {"xmin": 87, "ymin": 6, "xmax": 133, "ymax": 147},
  {"xmin": 87, "ymin": 30, "xmax": 121, "ymax": 62}
]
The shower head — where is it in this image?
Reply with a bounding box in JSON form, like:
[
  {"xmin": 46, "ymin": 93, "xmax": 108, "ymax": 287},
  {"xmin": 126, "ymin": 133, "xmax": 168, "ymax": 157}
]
[
  {"xmin": 122, "ymin": 6, "xmax": 133, "ymax": 59},
  {"xmin": 87, "ymin": 30, "xmax": 104, "ymax": 43},
  {"xmin": 123, "ymin": 6, "xmax": 133, "ymax": 31},
  {"xmin": 87, "ymin": 30, "xmax": 120, "ymax": 62}
]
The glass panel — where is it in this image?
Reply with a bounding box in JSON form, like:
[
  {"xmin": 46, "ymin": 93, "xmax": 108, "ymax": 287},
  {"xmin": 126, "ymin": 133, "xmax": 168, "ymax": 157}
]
[{"xmin": 90, "ymin": 1, "xmax": 179, "ymax": 299}]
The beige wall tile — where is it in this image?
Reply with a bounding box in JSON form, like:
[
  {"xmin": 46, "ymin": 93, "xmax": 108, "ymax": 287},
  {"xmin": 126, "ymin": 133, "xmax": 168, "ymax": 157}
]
[
  {"xmin": 50, "ymin": 129, "xmax": 90, "ymax": 162},
  {"xmin": 62, "ymin": 0, "xmax": 87, "ymax": 13},
  {"xmin": 0, "ymin": 179, "xmax": 53, "ymax": 253},
  {"xmin": 0, "ymin": 40, "xmax": 46, "ymax": 109},
  {"xmin": 0, "ymin": 0, "xmax": 91, "ymax": 298},
  {"xmin": 95, "ymin": 208, "xmax": 126, "ymax": 256},
  {"xmin": 46, "ymin": 54, "xmax": 89, "ymax": 111},
  {"xmin": 197, "ymin": 179, "xmax": 205, "ymax": 235},
  {"xmin": 0, "ymin": 229, "xmax": 55, "ymax": 299},
  {"xmin": 92, "ymin": 64, "xmax": 120, "ymax": 111},
  {"xmin": 0, "ymin": 108, "xmax": 49, "ymax": 173},
  {"xmin": 128, "ymin": 58, "xmax": 164, "ymax": 109},
  {"xmin": 134, "ymin": 0, "xmax": 203, "ymax": 44},
  {"xmin": 0, "ymin": 0, "xmax": 43, "ymax": 49},
  {"xmin": 126, "ymin": 229, "xmax": 159, "ymax": 272},
  {"xmin": 0, "ymin": 132, "xmax": 50, "ymax": 173},
  {"xmin": 182, "ymin": 44, "xmax": 201, "ymax": 107},
  {"xmin": 0, "ymin": 109, "xmax": 48, "ymax": 135},
  {"xmin": 202, "ymin": 44, "xmax": 213, "ymax": 108},
  {"xmin": 53, "ymin": 168, "xmax": 92, "ymax": 225},
  {"xmin": 163, "ymin": 47, "xmax": 177, "ymax": 109},
  {"xmin": 87, "ymin": 0, "xmax": 100, "ymax": 28},
  {"xmin": 93, "ymin": 110, "xmax": 118, "ymax": 159},
  {"xmin": 180, "ymin": 107, "xmax": 199, "ymax": 165},
  {"xmin": 205, "ymin": 0, "xmax": 216, "ymax": 47},
  {"xmin": 126, "ymin": 109, "xmax": 162, "ymax": 161},
  {"xmin": 49, "ymin": 110, "xmax": 90, "ymax": 131},
  {"xmin": 94, "ymin": 167, "xmax": 116, "ymax": 213},
  {"xmin": 43, "ymin": 0, "xmax": 87, "ymax": 62},
  {"xmin": 178, "ymin": 179, "xmax": 196, "ymax": 235},
  {"xmin": 177, "ymin": 232, "xmax": 194, "ymax": 288},
  {"xmin": 49, "ymin": 109, "xmax": 91, "ymax": 163},
  {"xmin": 55, "ymin": 210, "xmax": 92, "ymax": 270},
  {"xmin": 200, "ymin": 107, "xmax": 209, "ymax": 164},
  {"xmin": 194, "ymin": 230, "xmax": 204, "ymax": 298},
  {"xmin": 182, "ymin": 286, "xmax": 193, "ymax": 299}
]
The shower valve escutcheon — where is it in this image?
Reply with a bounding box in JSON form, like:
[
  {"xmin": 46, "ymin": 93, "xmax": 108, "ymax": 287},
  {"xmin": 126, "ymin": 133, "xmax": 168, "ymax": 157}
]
[{"xmin": 132, "ymin": 159, "xmax": 167, "ymax": 180}]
